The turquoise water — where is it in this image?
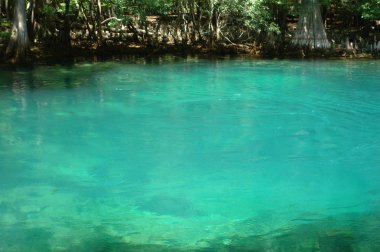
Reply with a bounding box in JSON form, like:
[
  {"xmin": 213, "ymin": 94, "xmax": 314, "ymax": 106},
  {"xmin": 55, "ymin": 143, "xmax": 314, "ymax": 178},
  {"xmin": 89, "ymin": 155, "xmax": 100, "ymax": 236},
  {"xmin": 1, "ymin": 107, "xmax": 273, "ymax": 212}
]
[{"xmin": 1, "ymin": 58, "xmax": 380, "ymax": 251}]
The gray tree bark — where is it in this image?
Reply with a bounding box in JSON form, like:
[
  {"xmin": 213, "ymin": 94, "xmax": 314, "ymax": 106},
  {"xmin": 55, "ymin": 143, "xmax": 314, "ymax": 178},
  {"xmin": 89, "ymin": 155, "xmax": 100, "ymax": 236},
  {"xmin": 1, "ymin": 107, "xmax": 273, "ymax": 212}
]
[
  {"xmin": 292, "ymin": 0, "xmax": 330, "ymax": 49},
  {"xmin": 96, "ymin": 0, "xmax": 103, "ymax": 45},
  {"xmin": 5, "ymin": 0, "xmax": 30, "ymax": 63}
]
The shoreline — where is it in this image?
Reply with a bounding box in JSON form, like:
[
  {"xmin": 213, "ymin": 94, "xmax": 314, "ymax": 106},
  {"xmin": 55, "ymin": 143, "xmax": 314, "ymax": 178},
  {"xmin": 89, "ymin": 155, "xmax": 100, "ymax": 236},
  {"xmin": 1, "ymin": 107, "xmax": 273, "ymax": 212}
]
[{"xmin": 1, "ymin": 42, "xmax": 379, "ymax": 67}]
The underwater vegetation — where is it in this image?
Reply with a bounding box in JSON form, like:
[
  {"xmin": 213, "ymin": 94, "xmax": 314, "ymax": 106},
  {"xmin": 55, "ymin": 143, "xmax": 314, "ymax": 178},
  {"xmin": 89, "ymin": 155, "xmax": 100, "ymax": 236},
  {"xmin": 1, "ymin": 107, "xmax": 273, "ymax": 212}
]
[{"xmin": 1, "ymin": 209, "xmax": 380, "ymax": 252}]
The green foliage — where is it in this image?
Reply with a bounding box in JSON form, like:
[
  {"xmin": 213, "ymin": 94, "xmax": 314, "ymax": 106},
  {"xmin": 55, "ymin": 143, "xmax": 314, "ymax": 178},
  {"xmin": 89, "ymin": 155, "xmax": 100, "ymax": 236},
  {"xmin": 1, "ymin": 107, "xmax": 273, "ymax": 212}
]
[
  {"xmin": 108, "ymin": 16, "xmax": 132, "ymax": 27},
  {"xmin": 245, "ymin": 0, "xmax": 280, "ymax": 34},
  {"xmin": 0, "ymin": 18, "xmax": 11, "ymax": 26},
  {"xmin": 43, "ymin": 5, "xmax": 56, "ymax": 17},
  {"xmin": 125, "ymin": 0, "xmax": 173, "ymax": 20},
  {"xmin": 6, "ymin": 0, "xmax": 379, "ymax": 52},
  {"xmin": 219, "ymin": 0, "xmax": 280, "ymax": 34},
  {"xmin": 328, "ymin": 0, "xmax": 380, "ymax": 21},
  {"xmin": 0, "ymin": 31, "xmax": 11, "ymax": 39},
  {"xmin": 360, "ymin": 0, "xmax": 380, "ymax": 20}
]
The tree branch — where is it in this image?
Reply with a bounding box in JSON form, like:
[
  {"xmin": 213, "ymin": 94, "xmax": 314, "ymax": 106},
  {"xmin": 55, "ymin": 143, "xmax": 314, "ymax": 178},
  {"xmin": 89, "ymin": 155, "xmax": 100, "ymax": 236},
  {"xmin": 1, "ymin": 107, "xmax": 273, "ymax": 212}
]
[{"xmin": 101, "ymin": 17, "xmax": 123, "ymax": 24}]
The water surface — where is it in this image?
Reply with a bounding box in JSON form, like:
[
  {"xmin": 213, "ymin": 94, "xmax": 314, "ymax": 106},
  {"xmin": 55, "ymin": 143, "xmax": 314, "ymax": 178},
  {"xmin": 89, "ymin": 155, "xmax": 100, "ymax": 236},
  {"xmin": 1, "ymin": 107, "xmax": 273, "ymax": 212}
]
[{"xmin": 1, "ymin": 58, "xmax": 380, "ymax": 251}]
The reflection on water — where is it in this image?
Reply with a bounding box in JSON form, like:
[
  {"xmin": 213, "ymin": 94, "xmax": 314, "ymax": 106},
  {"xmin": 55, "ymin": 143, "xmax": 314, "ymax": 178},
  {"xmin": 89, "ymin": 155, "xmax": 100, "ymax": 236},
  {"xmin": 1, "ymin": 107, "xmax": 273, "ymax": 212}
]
[{"xmin": 0, "ymin": 58, "xmax": 380, "ymax": 251}]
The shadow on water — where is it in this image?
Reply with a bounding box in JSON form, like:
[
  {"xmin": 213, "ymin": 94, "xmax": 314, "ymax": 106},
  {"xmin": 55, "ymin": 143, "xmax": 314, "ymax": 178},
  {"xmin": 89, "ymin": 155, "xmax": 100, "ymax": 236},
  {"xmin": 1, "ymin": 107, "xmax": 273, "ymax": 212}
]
[
  {"xmin": 0, "ymin": 55, "xmax": 242, "ymax": 91},
  {"xmin": 76, "ymin": 210, "xmax": 380, "ymax": 252},
  {"xmin": 0, "ymin": 226, "xmax": 176, "ymax": 252},
  {"xmin": 202, "ymin": 212, "xmax": 380, "ymax": 252},
  {"xmin": 2, "ymin": 210, "xmax": 380, "ymax": 252},
  {"xmin": 64, "ymin": 230, "xmax": 179, "ymax": 252},
  {"xmin": 1, "ymin": 62, "xmax": 107, "ymax": 91},
  {"xmin": 0, "ymin": 227, "xmax": 53, "ymax": 252},
  {"xmin": 203, "ymin": 223, "xmax": 356, "ymax": 252}
]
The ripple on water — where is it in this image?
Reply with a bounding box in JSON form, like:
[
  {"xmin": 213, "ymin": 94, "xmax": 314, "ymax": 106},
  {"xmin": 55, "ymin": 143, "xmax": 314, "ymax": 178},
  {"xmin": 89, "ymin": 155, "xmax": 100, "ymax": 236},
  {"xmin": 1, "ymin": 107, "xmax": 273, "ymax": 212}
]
[{"xmin": 0, "ymin": 59, "xmax": 380, "ymax": 251}]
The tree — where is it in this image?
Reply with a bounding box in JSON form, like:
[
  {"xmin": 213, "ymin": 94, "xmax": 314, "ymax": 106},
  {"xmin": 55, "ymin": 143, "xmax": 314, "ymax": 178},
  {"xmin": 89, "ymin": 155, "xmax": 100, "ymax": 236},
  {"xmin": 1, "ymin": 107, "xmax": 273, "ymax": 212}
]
[
  {"xmin": 292, "ymin": 0, "xmax": 330, "ymax": 49},
  {"xmin": 5, "ymin": 0, "xmax": 30, "ymax": 63},
  {"xmin": 60, "ymin": 0, "xmax": 72, "ymax": 47},
  {"xmin": 360, "ymin": 0, "xmax": 380, "ymax": 20},
  {"xmin": 0, "ymin": 0, "xmax": 10, "ymax": 17}
]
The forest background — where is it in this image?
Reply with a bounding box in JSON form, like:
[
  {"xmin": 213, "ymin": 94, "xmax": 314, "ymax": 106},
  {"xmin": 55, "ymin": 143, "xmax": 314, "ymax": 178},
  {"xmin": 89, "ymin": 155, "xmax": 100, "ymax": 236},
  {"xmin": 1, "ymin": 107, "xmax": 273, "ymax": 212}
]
[{"xmin": 1, "ymin": 0, "xmax": 380, "ymax": 64}]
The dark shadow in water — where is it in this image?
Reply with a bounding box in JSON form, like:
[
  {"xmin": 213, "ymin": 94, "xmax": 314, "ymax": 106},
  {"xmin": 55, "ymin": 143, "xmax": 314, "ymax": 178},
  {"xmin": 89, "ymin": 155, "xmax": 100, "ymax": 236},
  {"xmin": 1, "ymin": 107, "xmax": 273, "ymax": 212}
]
[
  {"xmin": 2, "ymin": 209, "xmax": 380, "ymax": 252},
  {"xmin": 201, "ymin": 223, "xmax": 357, "ymax": 252},
  {"xmin": 200, "ymin": 211, "xmax": 380, "ymax": 252},
  {"xmin": 0, "ymin": 227, "xmax": 53, "ymax": 252},
  {"xmin": 65, "ymin": 229, "xmax": 179, "ymax": 252}
]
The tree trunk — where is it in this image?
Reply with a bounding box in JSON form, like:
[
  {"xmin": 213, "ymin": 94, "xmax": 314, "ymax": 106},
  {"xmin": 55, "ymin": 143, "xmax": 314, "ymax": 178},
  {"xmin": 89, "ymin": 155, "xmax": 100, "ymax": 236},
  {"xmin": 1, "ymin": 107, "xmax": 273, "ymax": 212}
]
[
  {"xmin": 195, "ymin": 0, "xmax": 204, "ymax": 43},
  {"xmin": 177, "ymin": 0, "xmax": 188, "ymax": 45},
  {"xmin": 96, "ymin": 0, "xmax": 103, "ymax": 45},
  {"xmin": 0, "ymin": 0, "xmax": 7, "ymax": 17},
  {"xmin": 208, "ymin": 0, "xmax": 215, "ymax": 49},
  {"xmin": 61, "ymin": 0, "xmax": 71, "ymax": 47},
  {"xmin": 27, "ymin": 0, "xmax": 35, "ymax": 42},
  {"xmin": 189, "ymin": 0, "xmax": 196, "ymax": 44},
  {"xmin": 5, "ymin": 0, "xmax": 30, "ymax": 64},
  {"xmin": 292, "ymin": 0, "xmax": 330, "ymax": 49},
  {"xmin": 1, "ymin": 0, "xmax": 10, "ymax": 17},
  {"xmin": 79, "ymin": 2, "xmax": 95, "ymax": 40}
]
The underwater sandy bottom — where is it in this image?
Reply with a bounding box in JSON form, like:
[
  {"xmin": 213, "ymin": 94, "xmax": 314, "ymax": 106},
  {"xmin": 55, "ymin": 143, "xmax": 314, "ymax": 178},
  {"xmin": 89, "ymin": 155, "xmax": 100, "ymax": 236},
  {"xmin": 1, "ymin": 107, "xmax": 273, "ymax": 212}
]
[{"xmin": 1, "ymin": 59, "xmax": 380, "ymax": 251}]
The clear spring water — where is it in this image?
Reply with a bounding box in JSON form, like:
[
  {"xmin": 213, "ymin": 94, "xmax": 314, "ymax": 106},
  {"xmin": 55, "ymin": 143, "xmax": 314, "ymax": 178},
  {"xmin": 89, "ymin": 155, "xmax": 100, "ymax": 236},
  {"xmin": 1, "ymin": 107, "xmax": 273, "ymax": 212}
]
[{"xmin": 0, "ymin": 58, "xmax": 380, "ymax": 251}]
